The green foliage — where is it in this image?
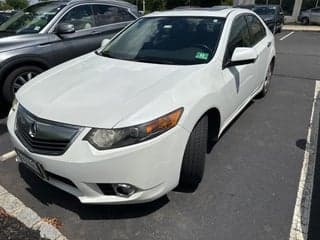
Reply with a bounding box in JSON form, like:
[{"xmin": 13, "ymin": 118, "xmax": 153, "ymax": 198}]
[
  {"xmin": 222, "ymin": 0, "xmax": 233, "ymax": 5},
  {"xmin": 0, "ymin": 1, "xmax": 12, "ymax": 10},
  {"xmin": 146, "ymin": 0, "xmax": 166, "ymax": 11},
  {"xmin": 126, "ymin": 0, "xmax": 224, "ymax": 12},
  {"xmin": 5, "ymin": 0, "xmax": 29, "ymax": 10}
]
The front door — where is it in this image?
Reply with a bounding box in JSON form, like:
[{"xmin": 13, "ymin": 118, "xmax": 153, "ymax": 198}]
[{"xmin": 221, "ymin": 15, "xmax": 257, "ymax": 119}]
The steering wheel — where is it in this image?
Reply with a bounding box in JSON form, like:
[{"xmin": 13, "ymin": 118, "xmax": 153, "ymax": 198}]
[{"xmin": 190, "ymin": 44, "xmax": 212, "ymax": 53}]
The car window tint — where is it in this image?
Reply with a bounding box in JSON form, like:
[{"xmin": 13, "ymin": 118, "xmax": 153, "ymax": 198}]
[
  {"xmin": 93, "ymin": 5, "xmax": 135, "ymax": 26},
  {"xmin": 224, "ymin": 15, "xmax": 251, "ymax": 64},
  {"xmin": 246, "ymin": 15, "xmax": 266, "ymax": 46},
  {"xmin": 60, "ymin": 5, "xmax": 95, "ymax": 31},
  {"xmin": 311, "ymin": 8, "xmax": 320, "ymax": 13}
]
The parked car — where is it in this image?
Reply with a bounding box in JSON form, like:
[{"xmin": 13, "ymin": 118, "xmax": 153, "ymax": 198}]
[
  {"xmin": 0, "ymin": 0, "xmax": 138, "ymax": 103},
  {"xmin": 299, "ymin": 7, "xmax": 320, "ymax": 25},
  {"xmin": 253, "ymin": 5, "xmax": 284, "ymax": 33},
  {"xmin": 8, "ymin": 8, "xmax": 275, "ymax": 204},
  {"xmin": 235, "ymin": 4, "xmax": 284, "ymax": 33},
  {"xmin": 0, "ymin": 11, "xmax": 15, "ymax": 25}
]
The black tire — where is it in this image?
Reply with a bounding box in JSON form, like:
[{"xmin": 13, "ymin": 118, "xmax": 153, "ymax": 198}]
[
  {"xmin": 257, "ymin": 62, "xmax": 273, "ymax": 98},
  {"xmin": 2, "ymin": 65, "xmax": 43, "ymax": 103},
  {"xmin": 301, "ymin": 17, "xmax": 309, "ymax": 25},
  {"xmin": 277, "ymin": 24, "xmax": 283, "ymax": 33},
  {"xmin": 179, "ymin": 115, "xmax": 208, "ymax": 190}
]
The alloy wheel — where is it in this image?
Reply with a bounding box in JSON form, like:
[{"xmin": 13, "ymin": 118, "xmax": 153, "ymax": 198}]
[{"xmin": 12, "ymin": 71, "xmax": 37, "ymax": 93}]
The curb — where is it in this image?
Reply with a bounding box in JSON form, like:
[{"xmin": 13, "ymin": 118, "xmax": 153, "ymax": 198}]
[
  {"xmin": 289, "ymin": 81, "xmax": 320, "ymax": 240},
  {"xmin": 283, "ymin": 25, "xmax": 320, "ymax": 32},
  {"xmin": 0, "ymin": 184, "xmax": 68, "ymax": 240}
]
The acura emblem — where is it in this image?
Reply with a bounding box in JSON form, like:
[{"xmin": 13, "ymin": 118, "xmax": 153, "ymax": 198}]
[{"xmin": 29, "ymin": 122, "xmax": 38, "ymax": 138}]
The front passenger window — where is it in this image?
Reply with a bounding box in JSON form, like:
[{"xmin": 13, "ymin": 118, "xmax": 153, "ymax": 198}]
[
  {"xmin": 59, "ymin": 5, "xmax": 95, "ymax": 31},
  {"xmin": 224, "ymin": 15, "xmax": 251, "ymax": 65}
]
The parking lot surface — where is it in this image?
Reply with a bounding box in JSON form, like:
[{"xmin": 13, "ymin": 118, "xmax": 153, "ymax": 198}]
[{"xmin": 0, "ymin": 31, "xmax": 320, "ymax": 240}]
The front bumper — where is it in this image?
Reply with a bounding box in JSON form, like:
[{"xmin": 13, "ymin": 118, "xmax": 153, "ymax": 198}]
[{"xmin": 7, "ymin": 109, "xmax": 190, "ymax": 204}]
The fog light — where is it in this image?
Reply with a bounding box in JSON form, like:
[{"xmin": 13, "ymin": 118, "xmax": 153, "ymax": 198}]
[{"xmin": 113, "ymin": 184, "xmax": 136, "ymax": 197}]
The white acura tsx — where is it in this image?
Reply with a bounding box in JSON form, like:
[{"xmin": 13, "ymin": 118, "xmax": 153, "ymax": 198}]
[{"xmin": 7, "ymin": 7, "xmax": 275, "ymax": 204}]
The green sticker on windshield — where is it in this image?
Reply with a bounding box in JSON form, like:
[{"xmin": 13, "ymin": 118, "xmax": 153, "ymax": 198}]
[{"xmin": 195, "ymin": 52, "xmax": 209, "ymax": 60}]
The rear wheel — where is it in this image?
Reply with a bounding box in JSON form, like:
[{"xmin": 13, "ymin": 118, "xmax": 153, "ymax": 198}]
[
  {"xmin": 301, "ymin": 17, "xmax": 309, "ymax": 25},
  {"xmin": 2, "ymin": 65, "xmax": 43, "ymax": 103},
  {"xmin": 257, "ymin": 62, "xmax": 273, "ymax": 98},
  {"xmin": 178, "ymin": 116, "xmax": 208, "ymax": 190}
]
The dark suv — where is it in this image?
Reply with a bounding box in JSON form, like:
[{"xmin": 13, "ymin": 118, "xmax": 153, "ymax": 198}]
[
  {"xmin": 0, "ymin": 0, "xmax": 138, "ymax": 103},
  {"xmin": 253, "ymin": 5, "xmax": 284, "ymax": 33},
  {"xmin": 235, "ymin": 4, "xmax": 284, "ymax": 33}
]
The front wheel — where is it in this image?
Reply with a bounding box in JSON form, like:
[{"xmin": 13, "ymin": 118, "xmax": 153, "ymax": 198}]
[
  {"xmin": 2, "ymin": 65, "xmax": 43, "ymax": 103},
  {"xmin": 178, "ymin": 116, "xmax": 208, "ymax": 190}
]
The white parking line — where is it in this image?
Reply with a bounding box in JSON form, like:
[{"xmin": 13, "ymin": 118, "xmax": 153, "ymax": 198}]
[
  {"xmin": 0, "ymin": 151, "xmax": 16, "ymax": 162},
  {"xmin": 280, "ymin": 31, "xmax": 295, "ymax": 41},
  {"xmin": 289, "ymin": 80, "xmax": 320, "ymax": 240}
]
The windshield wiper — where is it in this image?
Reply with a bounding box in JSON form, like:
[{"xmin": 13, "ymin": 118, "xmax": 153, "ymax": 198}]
[{"xmin": 134, "ymin": 58, "xmax": 175, "ymax": 65}]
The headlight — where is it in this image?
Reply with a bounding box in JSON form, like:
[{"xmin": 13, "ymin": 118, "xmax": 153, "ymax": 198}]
[
  {"xmin": 12, "ymin": 98, "xmax": 19, "ymax": 112},
  {"xmin": 84, "ymin": 108, "xmax": 183, "ymax": 150}
]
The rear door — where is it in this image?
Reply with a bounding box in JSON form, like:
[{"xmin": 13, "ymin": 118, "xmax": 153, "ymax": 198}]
[
  {"xmin": 245, "ymin": 14, "xmax": 270, "ymax": 89},
  {"xmin": 310, "ymin": 8, "xmax": 320, "ymax": 24}
]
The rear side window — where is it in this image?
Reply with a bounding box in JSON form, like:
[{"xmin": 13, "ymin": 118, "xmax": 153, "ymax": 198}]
[
  {"xmin": 224, "ymin": 15, "xmax": 251, "ymax": 65},
  {"xmin": 92, "ymin": 5, "xmax": 135, "ymax": 26},
  {"xmin": 245, "ymin": 15, "xmax": 266, "ymax": 46},
  {"xmin": 60, "ymin": 5, "xmax": 95, "ymax": 31}
]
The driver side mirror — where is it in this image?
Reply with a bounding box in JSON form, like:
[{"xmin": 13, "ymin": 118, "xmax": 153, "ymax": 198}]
[
  {"xmin": 100, "ymin": 39, "xmax": 110, "ymax": 49},
  {"xmin": 226, "ymin": 47, "xmax": 258, "ymax": 67},
  {"xmin": 56, "ymin": 23, "xmax": 75, "ymax": 35}
]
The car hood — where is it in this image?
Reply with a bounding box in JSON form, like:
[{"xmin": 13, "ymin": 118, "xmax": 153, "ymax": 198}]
[
  {"xmin": 17, "ymin": 53, "xmax": 202, "ymax": 128},
  {"xmin": 0, "ymin": 33, "xmax": 52, "ymax": 53}
]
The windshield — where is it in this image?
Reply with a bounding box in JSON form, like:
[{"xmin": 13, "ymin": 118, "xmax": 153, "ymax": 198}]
[
  {"xmin": 254, "ymin": 7, "xmax": 276, "ymax": 15},
  {"xmin": 101, "ymin": 17, "xmax": 225, "ymax": 65},
  {"xmin": 0, "ymin": 2, "xmax": 66, "ymax": 34}
]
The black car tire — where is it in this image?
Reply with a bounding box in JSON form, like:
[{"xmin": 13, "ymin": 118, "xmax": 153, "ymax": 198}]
[
  {"xmin": 301, "ymin": 17, "xmax": 309, "ymax": 25},
  {"xmin": 178, "ymin": 115, "xmax": 208, "ymax": 190},
  {"xmin": 2, "ymin": 65, "xmax": 43, "ymax": 103},
  {"xmin": 257, "ymin": 62, "xmax": 273, "ymax": 98},
  {"xmin": 277, "ymin": 24, "xmax": 283, "ymax": 33}
]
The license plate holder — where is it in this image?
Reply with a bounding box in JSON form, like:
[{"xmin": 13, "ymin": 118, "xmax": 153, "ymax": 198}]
[{"xmin": 16, "ymin": 150, "xmax": 47, "ymax": 180}]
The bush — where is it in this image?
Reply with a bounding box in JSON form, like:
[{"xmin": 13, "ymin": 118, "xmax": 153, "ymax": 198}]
[
  {"xmin": 5, "ymin": 0, "xmax": 29, "ymax": 10},
  {"xmin": 0, "ymin": 2, "xmax": 12, "ymax": 10}
]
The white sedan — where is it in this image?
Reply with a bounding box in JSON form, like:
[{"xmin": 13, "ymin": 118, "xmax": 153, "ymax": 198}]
[{"xmin": 7, "ymin": 8, "xmax": 275, "ymax": 204}]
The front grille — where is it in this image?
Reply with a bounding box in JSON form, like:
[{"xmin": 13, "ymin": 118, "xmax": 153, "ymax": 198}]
[{"xmin": 15, "ymin": 106, "xmax": 80, "ymax": 156}]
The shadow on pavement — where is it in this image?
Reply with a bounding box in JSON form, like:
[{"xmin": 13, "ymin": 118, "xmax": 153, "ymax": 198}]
[
  {"xmin": 18, "ymin": 164, "xmax": 169, "ymax": 220},
  {"xmin": 0, "ymin": 123, "xmax": 7, "ymax": 135},
  {"xmin": 0, "ymin": 103, "xmax": 10, "ymax": 120},
  {"xmin": 308, "ymin": 110, "xmax": 320, "ymax": 240}
]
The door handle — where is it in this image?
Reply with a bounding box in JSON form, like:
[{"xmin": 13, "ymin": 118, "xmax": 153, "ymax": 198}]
[
  {"xmin": 267, "ymin": 42, "xmax": 272, "ymax": 48},
  {"xmin": 91, "ymin": 30, "xmax": 99, "ymax": 35}
]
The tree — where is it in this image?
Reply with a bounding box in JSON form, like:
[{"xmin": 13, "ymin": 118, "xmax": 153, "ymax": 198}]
[
  {"xmin": 125, "ymin": 0, "xmax": 224, "ymax": 12},
  {"xmin": 6, "ymin": 0, "xmax": 29, "ymax": 10},
  {"xmin": 0, "ymin": 1, "xmax": 12, "ymax": 10}
]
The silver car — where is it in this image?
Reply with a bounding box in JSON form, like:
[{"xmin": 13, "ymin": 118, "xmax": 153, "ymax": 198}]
[{"xmin": 299, "ymin": 7, "xmax": 320, "ymax": 25}]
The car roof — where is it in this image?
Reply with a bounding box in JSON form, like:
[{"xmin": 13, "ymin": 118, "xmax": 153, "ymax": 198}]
[
  {"xmin": 254, "ymin": 4, "xmax": 280, "ymax": 8},
  {"xmin": 36, "ymin": 0, "xmax": 136, "ymax": 9},
  {"xmin": 145, "ymin": 8, "xmax": 250, "ymax": 18}
]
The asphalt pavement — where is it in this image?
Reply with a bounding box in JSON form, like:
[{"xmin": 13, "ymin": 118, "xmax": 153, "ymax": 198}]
[{"xmin": 0, "ymin": 31, "xmax": 319, "ymax": 240}]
